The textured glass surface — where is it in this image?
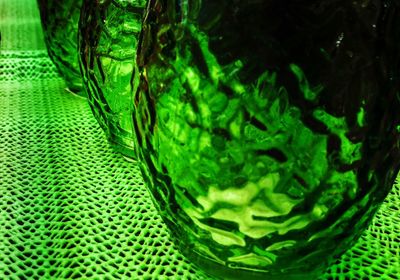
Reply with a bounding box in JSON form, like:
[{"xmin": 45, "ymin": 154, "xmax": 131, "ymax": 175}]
[
  {"xmin": 133, "ymin": 1, "xmax": 400, "ymax": 279},
  {"xmin": 37, "ymin": 0, "xmax": 83, "ymax": 95},
  {"xmin": 79, "ymin": 0, "xmax": 147, "ymax": 158}
]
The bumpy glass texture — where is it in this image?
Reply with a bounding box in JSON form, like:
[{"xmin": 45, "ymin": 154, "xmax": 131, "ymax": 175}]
[
  {"xmin": 133, "ymin": 1, "xmax": 400, "ymax": 279},
  {"xmin": 37, "ymin": 0, "xmax": 83, "ymax": 95},
  {"xmin": 79, "ymin": 0, "xmax": 147, "ymax": 158}
]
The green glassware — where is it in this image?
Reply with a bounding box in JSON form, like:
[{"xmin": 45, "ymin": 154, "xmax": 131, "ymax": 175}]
[
  {"xmin": 79, "ymin": 0, "xmax": 147, "ymax": 158},
  {"xmin": 133, "ymin": 1, "xmax": 400, "ymax": 279},
  {"xmin": 37, "ymin": 0, "xmax": 84, "ymax": 96}
]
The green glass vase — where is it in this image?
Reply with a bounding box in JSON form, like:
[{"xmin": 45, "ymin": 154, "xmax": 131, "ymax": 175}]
[
  {"xmin": 37, "ymin": 0, "xmax": 84, "ymax": 96},
  {"xmin": 133, "ymin": 1, "xmax": 400, "ymax": 279},
  {"xmin": 79, "ymin": 0, "xmax": 147, "ymax": 158}
]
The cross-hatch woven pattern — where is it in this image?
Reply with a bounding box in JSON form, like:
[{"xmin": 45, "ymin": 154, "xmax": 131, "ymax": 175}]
[
  {"xmin": 0, "ymin": 51, "xmax": 58, "ymax": 82},
  {"xmin": 0, "ymin": 75, "xmax": 210, "ymax": 280},
  {"xmin": 0, "ymin": 0, "xmax": 399, "ymax": 279}
]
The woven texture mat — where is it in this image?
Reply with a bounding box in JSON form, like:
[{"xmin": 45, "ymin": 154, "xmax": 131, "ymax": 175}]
[{"xmin": 0, "ymin": 0, "xmax": 399, "ymax": 279}]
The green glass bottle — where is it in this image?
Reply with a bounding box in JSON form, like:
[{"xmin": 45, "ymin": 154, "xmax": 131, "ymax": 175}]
[
  {"xmin": 133, "ymin": 1, "xmax": 400, "ymax": 279},
  {"xmin": 79, "ymin": 0, "xmax": 147, "ymax": 158},
  {"xmin": 37, "ymin": 0, "xmax": 84, "ymax": 96}
]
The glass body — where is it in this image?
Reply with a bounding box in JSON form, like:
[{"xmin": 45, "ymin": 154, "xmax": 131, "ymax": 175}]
[
  {"xmin": 37, "ymin": 0, "xmax": 84, "ymax": 96},
  {"xmin": 79, "ymin": 0, "xmax": 147, "ymax": 158},
  {"xmin": 133, "ymin": 1, "xmax": 400, "ymax": 279}
]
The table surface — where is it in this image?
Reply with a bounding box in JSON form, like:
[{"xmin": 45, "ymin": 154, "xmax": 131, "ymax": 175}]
[{"xmin": 0, "ymin": 0, "xmax": 399, "ymax": 279}]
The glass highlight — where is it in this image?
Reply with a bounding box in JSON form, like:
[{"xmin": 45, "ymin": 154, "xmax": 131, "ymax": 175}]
[{"xmin": 79, "ymin": 0, "xmax": 147, "ymax": 158}]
